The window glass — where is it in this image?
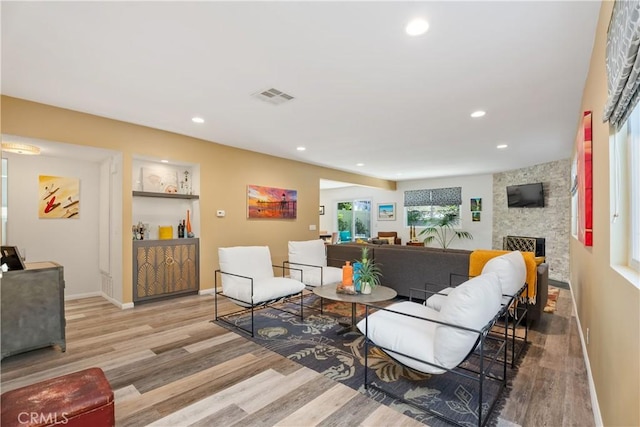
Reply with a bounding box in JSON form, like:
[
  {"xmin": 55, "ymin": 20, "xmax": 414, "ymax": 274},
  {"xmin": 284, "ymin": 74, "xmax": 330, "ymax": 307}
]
[
  {"xmin": 629, "ymin": 108, "xmax": 640, "ymax": 269},
  {"xmin": 337, "ymin": 199, "xmax": 371, "ymax": 242},
  {"xmin": 406, "ymin": 205, "xmax": 461, "ymax": 227}
]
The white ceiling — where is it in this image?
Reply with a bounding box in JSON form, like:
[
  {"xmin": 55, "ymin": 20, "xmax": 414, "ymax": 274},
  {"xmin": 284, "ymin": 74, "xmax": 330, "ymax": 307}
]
[{"xmin": 1, "ymin": 1, "xmax": 601, "ymax": 182}]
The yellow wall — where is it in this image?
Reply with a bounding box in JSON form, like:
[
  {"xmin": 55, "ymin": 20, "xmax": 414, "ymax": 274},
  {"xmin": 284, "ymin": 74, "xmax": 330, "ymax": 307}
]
[
  {"xmin": 572, "ymin": 3, "xmax": 640, "ymax": 426},
  {"xmin": 1, "ymin": 95, "xmax": 395, "ymax": 304}
]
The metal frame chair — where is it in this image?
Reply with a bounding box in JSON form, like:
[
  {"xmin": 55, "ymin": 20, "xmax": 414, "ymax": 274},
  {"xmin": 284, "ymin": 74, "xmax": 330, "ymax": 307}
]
[
  {"xmin": 213, "ymin": 246, "xmax": 306, "ymax": 337},
  {"xmin": 360, "ymin": 286, "xmax": 508, "ymax": 427}
]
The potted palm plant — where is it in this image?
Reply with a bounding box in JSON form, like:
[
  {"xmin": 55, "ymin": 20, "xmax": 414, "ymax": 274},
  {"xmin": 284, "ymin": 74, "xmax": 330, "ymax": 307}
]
[
  {"xmin": 355, "ymin": 246, "xmax": 382, "ymax": 294},
  {"xmin": 419, "ymin": 213, "xmax": 473, "ymax": 249}
]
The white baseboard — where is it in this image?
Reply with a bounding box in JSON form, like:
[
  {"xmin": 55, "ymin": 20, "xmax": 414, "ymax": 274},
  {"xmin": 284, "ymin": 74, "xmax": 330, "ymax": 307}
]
[
  {"xmin": 101, "ymin": 292, "xmax": 134, "ymax": 310},
  {"xmin": 568, "ymin": 280, "xmax": 604, "ymax": 426},
  {"xmin": 199, "ymin": 288, "xmax": 215, "ymax": 296}
]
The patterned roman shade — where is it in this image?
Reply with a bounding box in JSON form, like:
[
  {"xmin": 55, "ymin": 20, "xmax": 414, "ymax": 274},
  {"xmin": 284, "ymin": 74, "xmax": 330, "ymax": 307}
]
[
  {"xmin": 404, "ymin": 187, "xmax": 462, "ymax": 207},
  {"xmin": 603, "ymin": 0, "xmax": 640, "ymax": 128}
]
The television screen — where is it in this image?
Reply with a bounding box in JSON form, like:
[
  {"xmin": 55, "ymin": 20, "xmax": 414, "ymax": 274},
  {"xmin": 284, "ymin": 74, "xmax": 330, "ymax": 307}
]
[{"xmin": 507, "ymin": 183, "xmax": 544, "ymax": 208}]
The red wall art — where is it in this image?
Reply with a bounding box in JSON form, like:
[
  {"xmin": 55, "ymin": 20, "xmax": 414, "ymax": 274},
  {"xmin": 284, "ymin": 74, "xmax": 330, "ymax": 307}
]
[
  {"xmin": 39, "ymin": 175, "xmax": 80, "ymax": 219},
  {"xmin": 572, "ymin": 111, "xmax": 593, "ymax": 246}
]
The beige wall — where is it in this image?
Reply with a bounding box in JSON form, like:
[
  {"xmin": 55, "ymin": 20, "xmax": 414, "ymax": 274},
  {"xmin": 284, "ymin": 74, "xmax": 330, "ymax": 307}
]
[
  {"xmin": 1, "ymin": 96, "xmax": 395, "ymax": 304},
  {"xmin": 572, "ymin": 3, "xmax": 640, "ymax": 426}
]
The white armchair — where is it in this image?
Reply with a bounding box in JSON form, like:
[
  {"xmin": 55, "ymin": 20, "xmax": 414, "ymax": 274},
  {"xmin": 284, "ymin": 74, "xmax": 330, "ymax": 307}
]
[
  {"xmin": 357, "ymin": 272, "xmax": 507, "ymax": 426},
  {"xmin": 214, "ymin": 246, "xmax": 306, "ymax": 336},
  {"xmin": 285, "ymin": 239, "xmax": 342, "ymax": 287},
  {"xmin": 424, "ymin": 250, "xmax": 529, "ymax": 367}
]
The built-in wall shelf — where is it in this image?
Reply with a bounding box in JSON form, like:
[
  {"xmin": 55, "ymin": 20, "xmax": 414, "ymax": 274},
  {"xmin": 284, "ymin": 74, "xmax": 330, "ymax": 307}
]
[{"xmin": 133, "ymin": 191, "xmax": 199, "ymax": 200}]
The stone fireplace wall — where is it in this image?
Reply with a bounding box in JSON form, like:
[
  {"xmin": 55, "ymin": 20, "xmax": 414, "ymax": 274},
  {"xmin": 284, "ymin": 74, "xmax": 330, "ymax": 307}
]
[{"xmin": 493, "ymin": 159, "xmax": 571, "ymax": 282}]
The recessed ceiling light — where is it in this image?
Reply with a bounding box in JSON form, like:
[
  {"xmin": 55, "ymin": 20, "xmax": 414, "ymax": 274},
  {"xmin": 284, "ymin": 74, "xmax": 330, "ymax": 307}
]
[
  {"xmin": 406, "ymin": 18, "xmax": 429, "ymax": 36},
  {"xmin": 192, "ymin": 117, "xmax": 205, "ymax": 124},
  {"xmin": 356, "ymin": 163, "xmax": 365, "ymax": 167},
  {"xmin": 161, "ymin": 160, "xmax": 169, "ymax": 163},
  {"xmin": 497, "ymin": 144, "xmax": 508, "ymax": 149},
  {"xmin": 470, "ymin": 111, "xmax": 486, "ymax": 118},
  {"xmin": 296, "ymin": 146, "xmax": 306, "ymax": 151}
]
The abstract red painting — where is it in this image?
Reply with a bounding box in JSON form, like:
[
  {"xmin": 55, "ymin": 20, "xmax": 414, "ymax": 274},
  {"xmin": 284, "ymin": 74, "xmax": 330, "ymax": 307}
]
[{"xmin": 576, "ymin": 111, "xmax": 593, "ymax": 246}]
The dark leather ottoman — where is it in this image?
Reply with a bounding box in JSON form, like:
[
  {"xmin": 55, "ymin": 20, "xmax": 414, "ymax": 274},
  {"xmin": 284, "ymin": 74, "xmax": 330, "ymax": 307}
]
[{"xmin": 1, "ymin": 367, "xmax": 114, "ymax": 427}]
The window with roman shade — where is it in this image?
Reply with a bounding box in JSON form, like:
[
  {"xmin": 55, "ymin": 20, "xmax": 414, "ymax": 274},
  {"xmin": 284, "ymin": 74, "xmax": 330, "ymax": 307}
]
[
  {"xmin": 603, "ymin": 0, "xmax": 640, "ymax": 128},
  {"xmin": 404, "ymin": 187, "xmax": 462, "ymax": 227}
]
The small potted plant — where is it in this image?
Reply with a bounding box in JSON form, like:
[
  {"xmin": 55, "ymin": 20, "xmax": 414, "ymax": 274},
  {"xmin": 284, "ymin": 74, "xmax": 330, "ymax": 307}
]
[{"xmin": 355, "ymin": 246, "xmax": 382, "ymax": 294}]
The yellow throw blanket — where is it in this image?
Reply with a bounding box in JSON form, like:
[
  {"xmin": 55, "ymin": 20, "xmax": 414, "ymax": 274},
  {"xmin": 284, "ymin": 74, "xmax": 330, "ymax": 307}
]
[{"xmin": 469, "ymin": 249, "xmax": 537, "ymax": 304}]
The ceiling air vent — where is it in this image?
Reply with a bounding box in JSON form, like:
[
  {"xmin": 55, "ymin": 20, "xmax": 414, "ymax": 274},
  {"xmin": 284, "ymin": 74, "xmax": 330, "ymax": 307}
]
[{"xmin": 252, "ymin": 88, "xmax": 295, "ymax": 105}]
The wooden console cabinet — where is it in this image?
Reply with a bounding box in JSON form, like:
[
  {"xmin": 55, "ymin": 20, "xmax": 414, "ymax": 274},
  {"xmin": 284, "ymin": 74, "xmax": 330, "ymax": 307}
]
[
  {"xmin": 133, "ymin": 239, "xmax": 199, "ymax": 303},
  {"xmin": 1, "ymin": 262, "xmax": 66, "ymax": 359}
]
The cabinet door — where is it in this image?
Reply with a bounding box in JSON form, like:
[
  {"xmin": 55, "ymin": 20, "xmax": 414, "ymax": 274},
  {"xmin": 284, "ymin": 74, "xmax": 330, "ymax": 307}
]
[{"xmin": 134, "ymin": 240, "xmax": 199, "ymax": 302}]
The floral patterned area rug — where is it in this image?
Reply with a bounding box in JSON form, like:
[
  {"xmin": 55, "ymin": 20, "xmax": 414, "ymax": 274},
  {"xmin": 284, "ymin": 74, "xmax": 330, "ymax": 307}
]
[{"xmin": 220, "ymin": 296, "xmax": 512, "ymax": 427}]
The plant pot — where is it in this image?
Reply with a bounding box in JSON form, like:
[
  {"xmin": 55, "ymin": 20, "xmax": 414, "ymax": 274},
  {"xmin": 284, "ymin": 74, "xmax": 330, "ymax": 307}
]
[{"xmin": 361, "ymin": 282, "xmax": 372, "ymax": 295}]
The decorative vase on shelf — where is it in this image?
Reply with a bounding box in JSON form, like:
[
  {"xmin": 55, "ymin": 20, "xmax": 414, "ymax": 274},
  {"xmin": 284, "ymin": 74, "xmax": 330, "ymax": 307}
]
[{"xmin": 186, "ymin": 210, "xmax": 194, "ymax": 237}]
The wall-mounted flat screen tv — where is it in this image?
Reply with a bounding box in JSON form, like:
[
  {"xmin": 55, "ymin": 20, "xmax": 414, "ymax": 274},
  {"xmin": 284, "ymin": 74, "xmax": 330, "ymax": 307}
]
[{"xmin": 507, "ymin": 183, "xmax": 545, "ymax": 208}]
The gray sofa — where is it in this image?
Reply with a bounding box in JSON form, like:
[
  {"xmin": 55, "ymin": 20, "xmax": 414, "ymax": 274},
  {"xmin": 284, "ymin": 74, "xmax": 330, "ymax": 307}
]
[{"xmin": 326, "ymin": 243, "xmax": 549, "ymax": 323}]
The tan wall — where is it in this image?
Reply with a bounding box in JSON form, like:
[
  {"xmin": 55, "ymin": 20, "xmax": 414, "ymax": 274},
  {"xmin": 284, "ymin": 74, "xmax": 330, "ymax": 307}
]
[
  {"xmin": 572, "ymin": 3, "xmax": 640, "ymax": 426},
  {"xmin": 1, "ymin": 96, "xmax": 395, "ymax": 304}
]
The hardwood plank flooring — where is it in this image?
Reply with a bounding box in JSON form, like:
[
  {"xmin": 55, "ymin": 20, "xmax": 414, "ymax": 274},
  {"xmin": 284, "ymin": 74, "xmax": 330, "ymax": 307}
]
[{"xmin": 1, "ymin": 288, "xmax": 594, "ymax": 427}]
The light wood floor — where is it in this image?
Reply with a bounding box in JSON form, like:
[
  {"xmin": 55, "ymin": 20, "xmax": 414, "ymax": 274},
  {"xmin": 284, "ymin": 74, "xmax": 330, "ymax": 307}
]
[{"xmin": 1, "ymin": 288, "xmax": 594, "ymax": 427}]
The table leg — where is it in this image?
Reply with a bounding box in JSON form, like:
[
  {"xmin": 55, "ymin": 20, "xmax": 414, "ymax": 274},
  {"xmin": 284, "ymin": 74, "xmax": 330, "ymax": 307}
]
[{"xmin": 337, "ymin": 302, "xmax": 360, "ymax": 335}]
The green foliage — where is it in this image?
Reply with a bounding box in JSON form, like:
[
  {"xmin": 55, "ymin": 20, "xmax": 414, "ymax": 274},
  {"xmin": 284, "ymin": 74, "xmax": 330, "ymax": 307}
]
[
  {"xmin": 356, "ymin": 246, "xmax": 382, "ymax": 288},
  {"xmin": 418, "ymin": 213, "xmax": 473, "ymax": 249},
  {"xmin": 355, "ymin": 217, "xmax": 368, "ymax": 235},
  {"xmin": 338, "ymin": 216, "xmax": 349, "ymax": 231}
]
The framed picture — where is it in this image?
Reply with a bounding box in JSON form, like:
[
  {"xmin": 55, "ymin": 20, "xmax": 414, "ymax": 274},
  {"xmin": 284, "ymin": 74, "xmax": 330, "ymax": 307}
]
[
  {"xmin": 472, "ymin": 212, "xmax": 481, "ymax": 222},
  {"xmin": 39, "ymin": 175, "xmax": 80, "ymax": 219},
  {"xmin": 470, "ymin": 198, "xmax": 482, "ymax": 211},
  {"xmin": 319, "ymin": 205, "xmax": 325, "ymax": 215},
  {"xmin": 247, "ymin": 185, "xmax": 297, "ymax": 219},
  {"xmin": 377, "ymin": 203, "xmax": 396, "ymax": 221}
]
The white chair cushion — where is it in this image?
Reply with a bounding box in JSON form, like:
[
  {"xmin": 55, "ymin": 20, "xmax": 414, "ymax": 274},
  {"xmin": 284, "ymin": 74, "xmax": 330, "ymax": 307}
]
[
  {"xmin": 434, "ymin": 272, "xmax": 502, "ymax": 369},
  {"xmin": 357, "ymin": 301, "xmax": 444, "ymax": 374},
  {"xmin": 288, "ymin": 240, "xmax": 339, "ymax": 286},
  {"xmin": 224, "ymin": 277, "xmax": 306, "ymax": 306},
  {"xmin": 219, "ymin": 246, "xmax": 304, "ymax": 305},
  {"xmin": 424, "ymin": 287, "xmax": 454, "ymax": 311},
  {"xmin": 293, "ymin": 266, "xmax": 342, "ymax": 287},
  {"xmin": 288, "ymin": 240, "xmax": 327, "ymax": 267},
  {"xmin": 481, "ymin": 251, "xmax": 526, "ymax": 297}
]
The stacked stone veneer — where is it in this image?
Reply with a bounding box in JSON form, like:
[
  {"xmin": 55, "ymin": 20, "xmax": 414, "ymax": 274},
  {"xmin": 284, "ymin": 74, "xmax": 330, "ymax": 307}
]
[{"xmin": 493, "ymin": 159, "xmax": 571, "ymax": 282}]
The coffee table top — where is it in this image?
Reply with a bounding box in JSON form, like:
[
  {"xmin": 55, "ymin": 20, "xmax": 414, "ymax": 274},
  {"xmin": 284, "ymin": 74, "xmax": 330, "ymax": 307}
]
[{"xmin": 313, "ymin": 283, "xmax": 397, "ymax": 304}]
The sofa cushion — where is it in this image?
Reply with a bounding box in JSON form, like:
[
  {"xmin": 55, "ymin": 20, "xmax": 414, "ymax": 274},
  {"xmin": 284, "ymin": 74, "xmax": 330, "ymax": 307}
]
[
  {"xmin": 356, "ymin": 301, "xmax": 443, "ymax": 374},
  {"xmin": 434, "ymin": 272, "xmax": 502, "ymax": 369},
  {"xmin": 481, "ymin": 250, "xmax": 526, "ymax": 297}
]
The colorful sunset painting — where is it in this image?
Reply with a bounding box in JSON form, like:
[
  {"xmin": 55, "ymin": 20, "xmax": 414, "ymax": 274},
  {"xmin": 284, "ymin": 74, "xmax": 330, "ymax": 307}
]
[
  {"xmin": 39, "ymin": 175, "xmax": 80, "ymax": 219},
  {"xmin": 247, "ymin": 185, "xmax": 297, "ymax": 219}
]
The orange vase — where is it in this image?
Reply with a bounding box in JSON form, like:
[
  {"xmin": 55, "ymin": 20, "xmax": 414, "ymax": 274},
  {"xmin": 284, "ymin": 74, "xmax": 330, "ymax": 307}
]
[{"xmin": 186, "ymin": 210, "xmax": 192, "ymax": 234}]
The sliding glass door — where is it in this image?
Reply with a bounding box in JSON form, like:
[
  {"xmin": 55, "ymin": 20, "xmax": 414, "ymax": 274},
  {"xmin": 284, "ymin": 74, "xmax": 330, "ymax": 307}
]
[{"xmin": 336, "ymin": 199, "xmax": 371, "ymax": 242}]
